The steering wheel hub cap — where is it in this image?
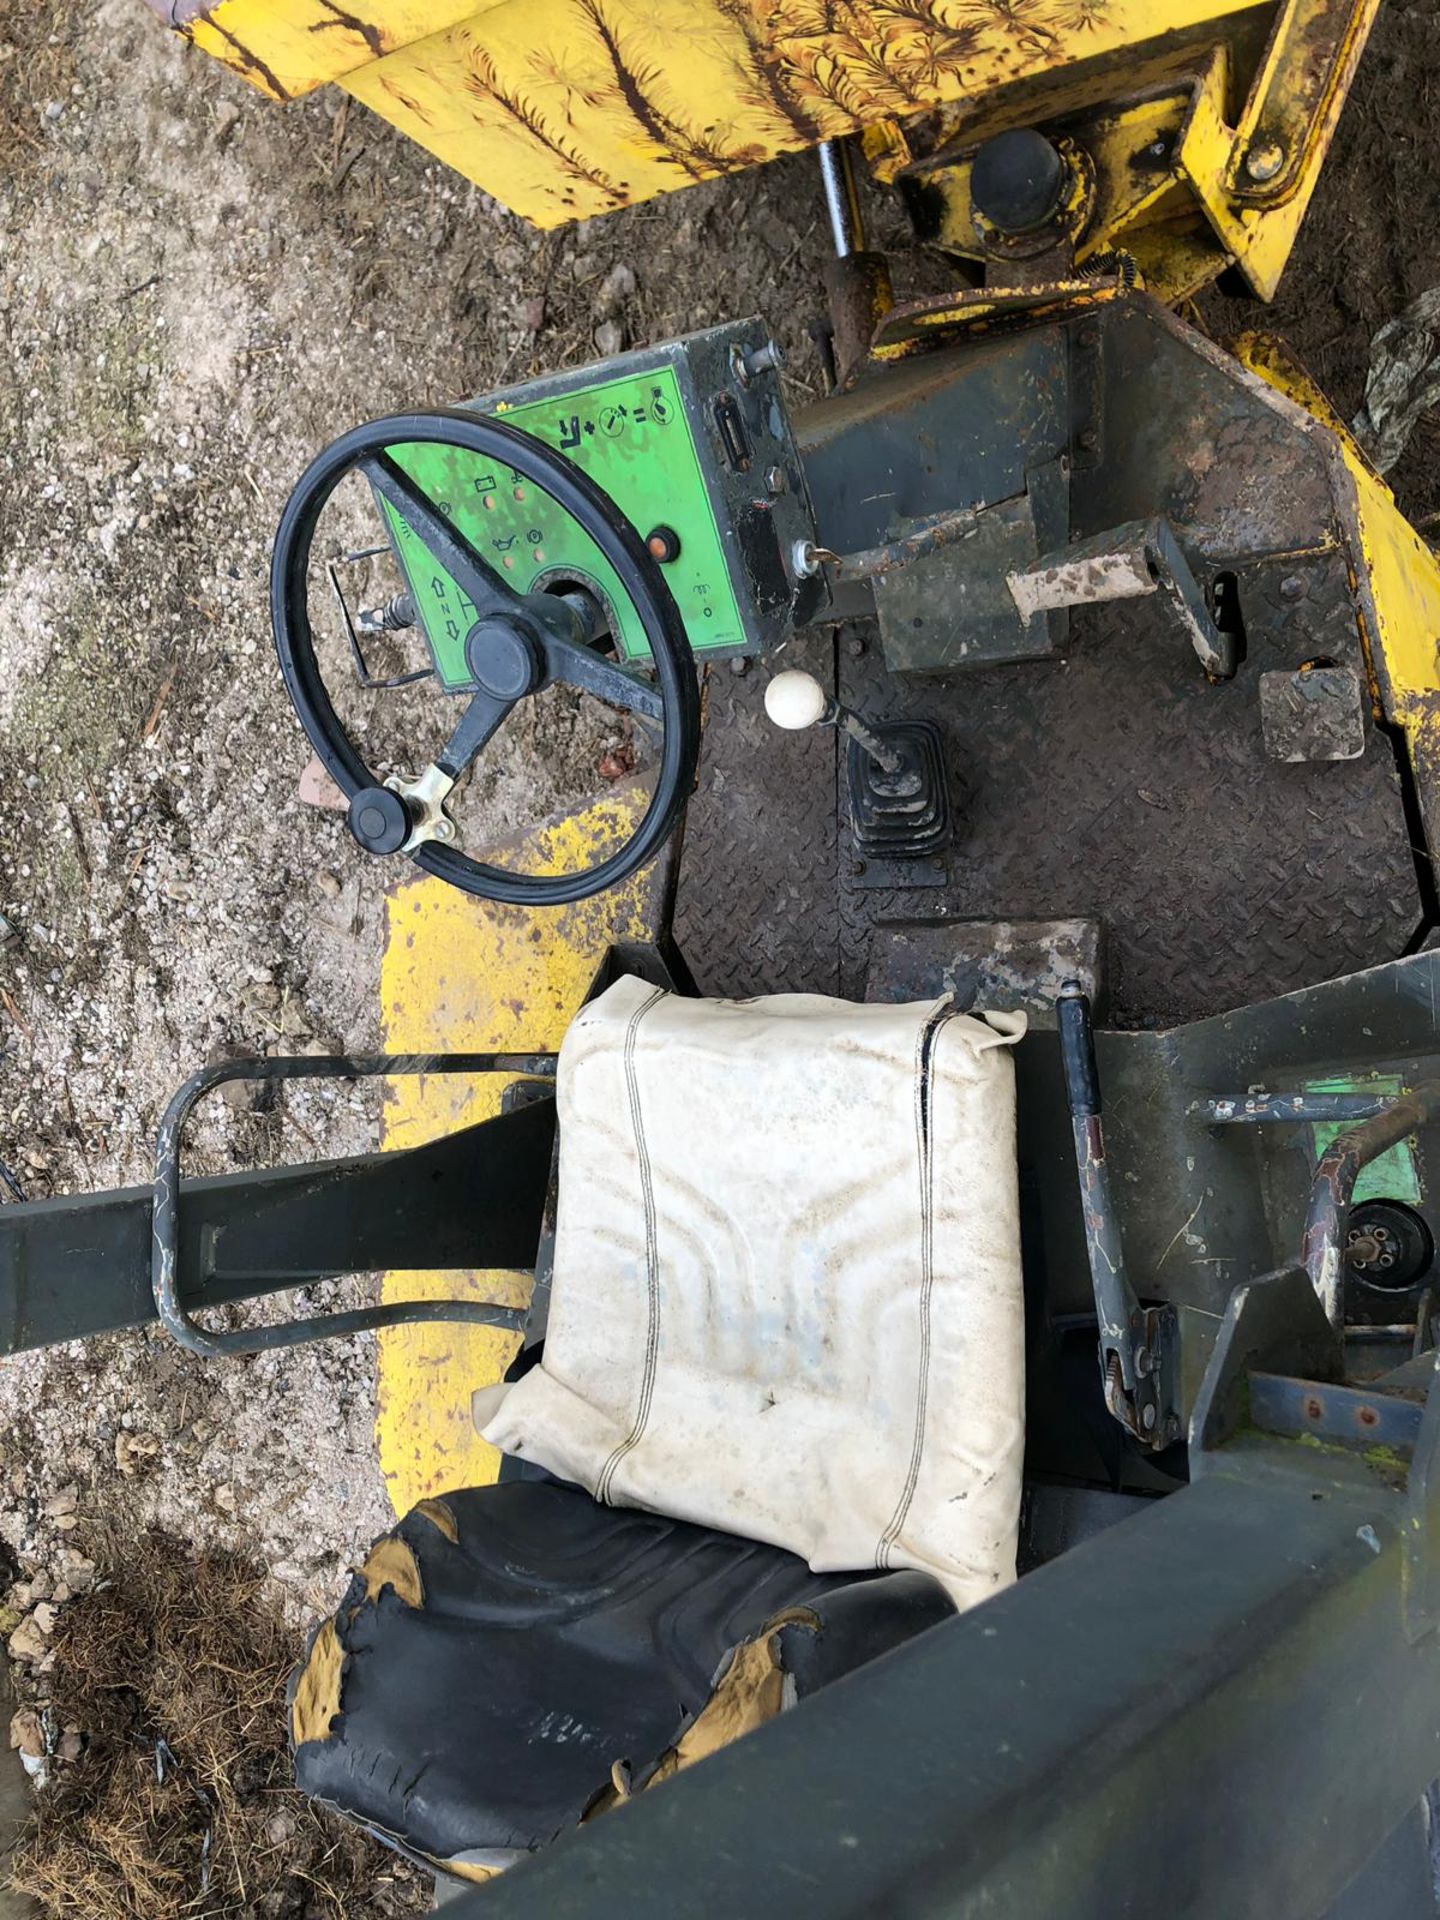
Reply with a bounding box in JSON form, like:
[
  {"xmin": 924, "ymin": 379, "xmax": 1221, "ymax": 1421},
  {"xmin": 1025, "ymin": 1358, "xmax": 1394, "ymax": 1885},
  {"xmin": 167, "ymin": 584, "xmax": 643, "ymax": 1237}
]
[{"xmin": 466, "ymin": 617, "xmax": 544, "ymax": 702}]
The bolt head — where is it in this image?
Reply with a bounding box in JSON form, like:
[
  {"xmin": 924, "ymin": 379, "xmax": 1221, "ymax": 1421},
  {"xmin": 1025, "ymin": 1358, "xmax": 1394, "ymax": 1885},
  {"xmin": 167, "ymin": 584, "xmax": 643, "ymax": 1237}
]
[{"xmin": 1245, "ymin": 139, "xmax": 1286, "ymax": 183}]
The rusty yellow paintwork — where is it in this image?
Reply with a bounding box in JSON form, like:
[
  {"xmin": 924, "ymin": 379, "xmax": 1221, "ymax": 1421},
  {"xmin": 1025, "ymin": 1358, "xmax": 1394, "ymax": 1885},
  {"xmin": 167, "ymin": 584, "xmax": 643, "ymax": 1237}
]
[
  {"xmin": 1171, "ymin": 4, "xmax": 1376, "ymax": 303},
  {"xmin": 905, "ymin": 0, "xmax": 1377, "ymax": 305},
  {"xmin": 1235, "ymin": 330, "xmax": 1440, "ymax": 855},
  {"xmin": 1343, "ymin": 457, "xmax": 1440, "ymax": 853},
  {"xmin": 870, "ymin": 275, "xmax": 1125, "ymax": 362},
  {"xmin": 375, "ymin": 784, "xmax": 671, "ymax": 1517},
  {"xmin": 1231, "ymin": 326, "xmax": 1360, "ymax": 446},
  {"xmin": 157, "ymin": 0, "xmax": 489, "ymax": 100},
  {"xmin": 149, "ymin": 0, "xmax": 1372, "ymax": 265},
  {"xmin": 336, "ymin": 0, "xmax": 1280, "ymax": 229}
]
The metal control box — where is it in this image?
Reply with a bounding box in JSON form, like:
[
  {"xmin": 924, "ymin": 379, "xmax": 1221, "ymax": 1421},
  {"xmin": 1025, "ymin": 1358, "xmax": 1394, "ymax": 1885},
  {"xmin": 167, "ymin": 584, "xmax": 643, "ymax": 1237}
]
[{"xmin": 375, "ymin": 320, "xmax": 821, "ymax": 683}]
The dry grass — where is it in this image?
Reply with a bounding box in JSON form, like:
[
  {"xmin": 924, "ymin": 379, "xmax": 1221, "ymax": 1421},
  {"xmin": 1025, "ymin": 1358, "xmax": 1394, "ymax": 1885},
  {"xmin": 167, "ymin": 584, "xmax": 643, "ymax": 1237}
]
[
  {"xmin": 0, "ymin": 0, "xmax": 78, "ymax": 180},
  {"xmin": 7, "ymin": 1528, "xmax": 428, "ymax": 1920}
]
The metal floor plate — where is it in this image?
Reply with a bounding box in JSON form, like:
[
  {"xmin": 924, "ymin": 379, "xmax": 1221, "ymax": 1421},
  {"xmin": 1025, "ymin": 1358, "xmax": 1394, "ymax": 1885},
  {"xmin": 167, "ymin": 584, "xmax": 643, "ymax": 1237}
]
[
  {"xmin": 677, "ymin": 611, "xmax": 1420, "ymax": 1027},
  {"xmin": 676, "ymin": 632, "xmax": 841, "ymax": 998}
]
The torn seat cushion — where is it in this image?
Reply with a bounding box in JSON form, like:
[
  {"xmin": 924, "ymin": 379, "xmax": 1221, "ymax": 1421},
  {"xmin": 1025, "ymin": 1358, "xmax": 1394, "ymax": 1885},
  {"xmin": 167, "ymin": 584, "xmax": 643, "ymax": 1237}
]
[
  {"xmin": 291, "ymin": 1481, "xmax": 954, "ymax": 1881},
  {"xmin": 480, "ymin": 978, "xmax": 1026, "ymax": 1607}
]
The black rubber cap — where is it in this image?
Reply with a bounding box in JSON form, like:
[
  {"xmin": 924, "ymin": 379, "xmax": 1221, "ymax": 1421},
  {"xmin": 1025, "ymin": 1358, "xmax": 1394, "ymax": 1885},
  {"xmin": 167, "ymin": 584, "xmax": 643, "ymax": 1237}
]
[
  {"xmin": 348, "ymin": 785, "xmax": 411, "ymax": 857},
  {"xmin": 970, "ymin": 128, "xmax": 1066, "ymax": 234}
]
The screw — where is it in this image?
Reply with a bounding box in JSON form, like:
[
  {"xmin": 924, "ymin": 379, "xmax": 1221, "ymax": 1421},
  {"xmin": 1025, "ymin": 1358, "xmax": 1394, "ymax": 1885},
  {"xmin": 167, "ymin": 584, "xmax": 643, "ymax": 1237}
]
[
  {"xmin": 849, "ymin": 858, "xmax": 868, "ymax": 878},
  {"xmin": 729, "ymin": 655, "xmax": 751, "ymax": 677},
  {"xmin": 847, "ymin": 634, "xmax": 866, "ymax": 658},
  {"xmin": 1141, "ymin": 1402, "xmax": 1157, "ymax": 1431},
  {"xmin": 1146, "ymin": 139, "xmax": 1169, "ymax": 161},
  {"xmin": 1135, "ymin": 1346, "xmax": 1153, "ymax": 1377},
  {"xmin": 765, "ymin": 465, "xmax": 787, "ymax": 496},
  {"xmin": 1078, "ymin": 427, "xmax": 1099, "ymax": 452},
  {"xmin": 1165, "ymin": 1415, "xmax": 1181, "ymax": 1443},
  {"xmin": 1245, "ymin": 139, "xmax": 1286, "ymax": 184},
  {"xmin": 1279, "ymin": 573, "xmax": 1305, "ymax": 602}
]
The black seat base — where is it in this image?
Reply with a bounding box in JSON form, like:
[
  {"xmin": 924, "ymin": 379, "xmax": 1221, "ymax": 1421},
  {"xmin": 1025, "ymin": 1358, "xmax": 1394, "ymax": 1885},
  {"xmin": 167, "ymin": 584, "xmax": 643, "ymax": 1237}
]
[{"xmin": 291, "ymin": 1480, "xmax": 954, "ymax": 1883}]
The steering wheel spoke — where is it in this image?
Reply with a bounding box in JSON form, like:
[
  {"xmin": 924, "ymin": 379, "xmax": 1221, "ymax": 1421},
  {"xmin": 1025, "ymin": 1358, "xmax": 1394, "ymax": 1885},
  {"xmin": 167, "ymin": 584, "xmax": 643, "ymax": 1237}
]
[
  {"xmin": 358, "ymin": 451, "xmax": 518, "ymax": 618},
  {"xmin": 542, "ymin": 632, "xmax": 665, "ymax": 721},
  {"xmin": 437, "ymin": 685, "xmax": 515, "ymax": 779}
]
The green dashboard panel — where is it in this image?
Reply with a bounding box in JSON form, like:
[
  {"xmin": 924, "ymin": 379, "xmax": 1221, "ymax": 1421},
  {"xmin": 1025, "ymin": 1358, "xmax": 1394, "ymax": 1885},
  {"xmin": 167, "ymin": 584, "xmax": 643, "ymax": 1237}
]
[{"xmin": 376, "ymin": 366, "xmax": 742, "ymax": 686}]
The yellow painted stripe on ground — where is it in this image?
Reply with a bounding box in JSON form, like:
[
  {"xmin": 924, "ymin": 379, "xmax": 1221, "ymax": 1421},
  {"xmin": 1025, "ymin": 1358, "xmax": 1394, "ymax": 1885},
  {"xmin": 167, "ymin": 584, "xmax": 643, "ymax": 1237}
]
[{"xmin": 376, "ymin": 786, "xmax": 671, "ymax": 1516}]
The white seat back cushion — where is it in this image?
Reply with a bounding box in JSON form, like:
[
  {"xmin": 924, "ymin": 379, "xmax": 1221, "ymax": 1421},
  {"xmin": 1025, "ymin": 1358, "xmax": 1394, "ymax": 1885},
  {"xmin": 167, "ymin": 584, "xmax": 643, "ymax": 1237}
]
[{"xmin": 479, "ymin": 977, "xmax": 1026, "ymax": 1609}]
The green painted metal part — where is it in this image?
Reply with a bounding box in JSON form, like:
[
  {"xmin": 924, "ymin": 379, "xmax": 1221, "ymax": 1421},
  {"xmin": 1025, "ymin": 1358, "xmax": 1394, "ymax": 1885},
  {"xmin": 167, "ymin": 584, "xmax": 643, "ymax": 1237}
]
[
  {"xmin": 1308, "ymin": 1074, "xmax": 1422, "ymax": 1205},
  {"xmin": 378, "ymin": 366, "xmax": 743, "ymax": 683}
]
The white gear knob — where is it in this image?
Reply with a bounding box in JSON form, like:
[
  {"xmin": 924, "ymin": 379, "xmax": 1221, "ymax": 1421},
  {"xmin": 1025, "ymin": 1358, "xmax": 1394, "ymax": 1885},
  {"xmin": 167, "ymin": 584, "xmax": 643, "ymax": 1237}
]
[{"xmin": 764, "ymin": 669, "xmax": 831, "ymax": 732}]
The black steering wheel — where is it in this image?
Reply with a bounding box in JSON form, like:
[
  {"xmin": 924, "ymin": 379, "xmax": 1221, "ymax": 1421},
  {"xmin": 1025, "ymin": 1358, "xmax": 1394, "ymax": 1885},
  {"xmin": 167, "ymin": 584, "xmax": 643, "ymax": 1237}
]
[{"xmin": 271, "ymin": 408, "xmax": 701, "ymax": 906}]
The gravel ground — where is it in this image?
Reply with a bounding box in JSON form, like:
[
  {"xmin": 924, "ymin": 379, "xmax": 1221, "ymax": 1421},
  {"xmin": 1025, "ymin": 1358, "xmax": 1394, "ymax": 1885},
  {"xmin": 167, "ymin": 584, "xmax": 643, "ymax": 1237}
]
[{"xmin": 0, "ymin": 1, "xmax": 839, "ymax": 1862}]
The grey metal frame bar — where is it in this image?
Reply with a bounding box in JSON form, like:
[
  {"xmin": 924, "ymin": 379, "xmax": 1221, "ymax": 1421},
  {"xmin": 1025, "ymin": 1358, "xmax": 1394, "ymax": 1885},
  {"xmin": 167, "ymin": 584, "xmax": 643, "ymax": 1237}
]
[{"xmin": 151, "ymin": 1051, "xmax": 556, "ymax": 1355}]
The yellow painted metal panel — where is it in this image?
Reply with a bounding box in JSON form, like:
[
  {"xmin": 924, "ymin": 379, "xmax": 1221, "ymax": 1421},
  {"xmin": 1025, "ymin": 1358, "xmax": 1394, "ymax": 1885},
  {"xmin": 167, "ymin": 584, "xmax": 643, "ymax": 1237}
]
[
  {"xmin": 340, "ymin": 0, "xmax": 1270, "ymax": 227},
  {"xmin": 1349, "ymin": 461, "xmax": 1440, "ymax": 724},
  {"xmin": 176, "ymin": 0, "xmax": 492, "ymax": 100},
  {"xmin": 1224, "ymin": 0, "xmax": 1381, "ymax": 210},
  {"xmin": 375, "ymin": 786, "xmax": 672, "ymax": 1517},
  {"xmin": 1178, "ymin": 0, "xmax": 1377, "ymax": 303}
]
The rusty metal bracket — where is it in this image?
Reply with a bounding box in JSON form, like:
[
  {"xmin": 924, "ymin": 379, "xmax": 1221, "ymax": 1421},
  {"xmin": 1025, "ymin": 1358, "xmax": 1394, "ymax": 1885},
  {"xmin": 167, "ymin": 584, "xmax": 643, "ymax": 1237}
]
[
  {"xmin": 1226, "ymin": 0, "xmax": 1381, "ymax": 209},
  {"xmin": 1057, "ymin": 981, "xmax": 1181, "ymax": 1450},
  {"xmin": 1249, "ymin": 1371, "xmax": 1426, "ymax": 1456},
  {"xmin": 1008, "ymin": 517, "xmax": 1236, "ymax": 680}
]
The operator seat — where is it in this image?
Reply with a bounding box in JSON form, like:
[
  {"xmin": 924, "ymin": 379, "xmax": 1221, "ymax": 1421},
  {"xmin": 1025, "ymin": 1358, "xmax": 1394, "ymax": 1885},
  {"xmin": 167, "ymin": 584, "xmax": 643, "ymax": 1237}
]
[{"xmin": 291, "ymin": 979, "xmax": 1027, "ymax": 1887}]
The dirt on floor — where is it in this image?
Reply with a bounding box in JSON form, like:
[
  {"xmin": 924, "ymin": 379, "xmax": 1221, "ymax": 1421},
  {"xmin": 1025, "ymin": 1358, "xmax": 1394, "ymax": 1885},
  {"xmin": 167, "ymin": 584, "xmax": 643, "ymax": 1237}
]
[{"xmin": 1, "ymin": 0, "xmax": 1439, "ymax": 1910}]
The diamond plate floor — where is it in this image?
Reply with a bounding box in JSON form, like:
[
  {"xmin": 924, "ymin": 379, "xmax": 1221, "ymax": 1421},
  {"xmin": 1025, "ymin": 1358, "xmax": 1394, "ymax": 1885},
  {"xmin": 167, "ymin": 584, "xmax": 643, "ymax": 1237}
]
[
  {"xmin": 676, "ymin": 610, "xmax": 1420, "ymax": 1027},
  {"xmin": 676, "ymin": 632, "xmax": 841, "ymax": 998}
]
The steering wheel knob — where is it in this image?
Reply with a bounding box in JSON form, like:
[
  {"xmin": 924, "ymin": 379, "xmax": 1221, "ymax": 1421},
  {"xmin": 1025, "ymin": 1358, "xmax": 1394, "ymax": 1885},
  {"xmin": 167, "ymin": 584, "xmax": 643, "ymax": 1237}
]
[
  {"xmin": 466, "ymin": 617, "xmax": 545, "ymax": 702},
  {"xmin": 348, "ymin": 785, "xmax": 412, "ymax": 856}
]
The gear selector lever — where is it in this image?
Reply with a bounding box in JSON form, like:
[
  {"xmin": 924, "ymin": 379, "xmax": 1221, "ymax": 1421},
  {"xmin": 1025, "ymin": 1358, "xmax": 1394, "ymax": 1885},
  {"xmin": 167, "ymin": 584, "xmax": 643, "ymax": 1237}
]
[{"xmin": 764, "ymin": 669, "xmax": 952, "ymax": 880}]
